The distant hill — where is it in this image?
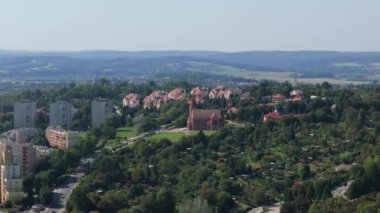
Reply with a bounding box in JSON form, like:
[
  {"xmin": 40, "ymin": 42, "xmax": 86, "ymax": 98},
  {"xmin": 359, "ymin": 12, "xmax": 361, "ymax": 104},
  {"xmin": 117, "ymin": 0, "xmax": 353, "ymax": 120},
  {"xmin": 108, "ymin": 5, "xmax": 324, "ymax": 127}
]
[{"xmin": 1, "ymin": 50, "xmax": 380, "ymax": 84}]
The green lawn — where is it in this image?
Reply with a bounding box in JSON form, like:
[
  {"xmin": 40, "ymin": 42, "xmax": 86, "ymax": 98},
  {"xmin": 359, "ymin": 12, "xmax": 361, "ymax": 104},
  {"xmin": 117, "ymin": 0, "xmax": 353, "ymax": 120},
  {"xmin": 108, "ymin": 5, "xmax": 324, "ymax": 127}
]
[
  {"xmin": 105, "ymin": 126, "xmax": 139, "ymax": 149},
  {"xmin": 148, "ymin": 130, "xmax": 216, "ymax": 142},
  {"xmin": 116, "ymin": 126, "xmax": 138, "ymax": 138}
]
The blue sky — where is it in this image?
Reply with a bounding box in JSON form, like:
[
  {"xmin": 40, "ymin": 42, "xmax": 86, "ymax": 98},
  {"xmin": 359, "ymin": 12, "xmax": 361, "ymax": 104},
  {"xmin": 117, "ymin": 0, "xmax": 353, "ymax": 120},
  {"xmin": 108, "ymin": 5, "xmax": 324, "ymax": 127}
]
[{"xmin": 0, "ymin": 0, "xmax": 379, "ymax": 51}]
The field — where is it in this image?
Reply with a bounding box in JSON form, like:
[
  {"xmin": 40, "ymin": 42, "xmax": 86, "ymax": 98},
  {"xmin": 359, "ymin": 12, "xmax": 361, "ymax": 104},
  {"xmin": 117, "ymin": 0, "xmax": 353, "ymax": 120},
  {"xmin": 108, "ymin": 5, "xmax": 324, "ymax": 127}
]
[
  {"xmin": 148, "ymin": 130, "xmax": 216, "ymax": 142},
  {"xmin": 115, "ymin": 126, "xmax": 138, "ymax": 138},
  {"xmin": 186, "ymin": 61, "xmax": 376, "ymax": 85},
  {"xmin": 105, "ymin": 126, "xmax": 139, "ymax": 148}
]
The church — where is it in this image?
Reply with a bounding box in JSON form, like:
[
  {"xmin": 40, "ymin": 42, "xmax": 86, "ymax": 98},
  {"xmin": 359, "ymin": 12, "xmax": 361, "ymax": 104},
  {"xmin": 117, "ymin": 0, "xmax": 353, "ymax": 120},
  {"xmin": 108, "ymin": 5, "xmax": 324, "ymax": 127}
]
[{"xmin": 187, "ymin": 98, "xmax": 224, "ymax": 131}]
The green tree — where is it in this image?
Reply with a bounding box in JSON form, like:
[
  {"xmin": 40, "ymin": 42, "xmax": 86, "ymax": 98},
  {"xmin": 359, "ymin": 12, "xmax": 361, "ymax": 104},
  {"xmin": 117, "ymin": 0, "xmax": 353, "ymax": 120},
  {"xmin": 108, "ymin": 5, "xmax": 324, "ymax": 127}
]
[
  {"xmin": 39, "ymin": 186, "xmax": 52, "ymax": 205},
  {"xmin": 156, "ymin": 188, "xmax": 176, "ymax": 213}
]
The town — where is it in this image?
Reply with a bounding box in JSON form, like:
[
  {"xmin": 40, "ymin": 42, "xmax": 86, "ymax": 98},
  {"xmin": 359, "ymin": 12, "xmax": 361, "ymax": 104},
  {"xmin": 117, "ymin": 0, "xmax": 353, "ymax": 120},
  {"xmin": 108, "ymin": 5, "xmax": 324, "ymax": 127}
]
[{"xmin": 0, "ymin": 80, "xmax": 379, "ymax": 212}]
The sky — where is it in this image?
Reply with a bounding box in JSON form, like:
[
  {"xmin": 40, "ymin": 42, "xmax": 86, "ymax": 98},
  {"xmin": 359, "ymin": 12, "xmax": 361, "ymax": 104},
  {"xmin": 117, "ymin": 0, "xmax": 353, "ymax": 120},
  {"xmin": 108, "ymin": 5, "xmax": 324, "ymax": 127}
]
[{"xmin": 0, "ymin": 0, "xmax": 379, "ymax": 52}]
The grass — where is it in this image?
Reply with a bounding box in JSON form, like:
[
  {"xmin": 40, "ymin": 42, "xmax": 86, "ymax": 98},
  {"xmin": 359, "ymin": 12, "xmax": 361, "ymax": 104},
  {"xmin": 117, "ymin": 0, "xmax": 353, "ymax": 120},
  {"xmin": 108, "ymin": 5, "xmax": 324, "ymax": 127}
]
[
  {"xmin": 116, "ymin": 126, "xmax": 138, "ymax": 138},
  {"xmin": 105, "ymin": 126, "xmax": 139, "ymax": 148},
  {"xmin": 148, "ymin": 130, "xmax": 216, "ymax": 142},
  {"xmin": 186, "ymin": 61, "xmax": 373, "ymax": 85}
]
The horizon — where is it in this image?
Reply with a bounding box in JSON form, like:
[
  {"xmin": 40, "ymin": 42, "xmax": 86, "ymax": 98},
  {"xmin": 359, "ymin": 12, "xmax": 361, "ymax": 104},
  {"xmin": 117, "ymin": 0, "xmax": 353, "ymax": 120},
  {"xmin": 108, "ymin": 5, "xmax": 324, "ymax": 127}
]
[
  {"xmin": 2, "ymin": 49, "xmax": 380, "ymax": 54},
  {"xmin": 1, "ymin": 0, "xmax": 380, "ymax": 52}
]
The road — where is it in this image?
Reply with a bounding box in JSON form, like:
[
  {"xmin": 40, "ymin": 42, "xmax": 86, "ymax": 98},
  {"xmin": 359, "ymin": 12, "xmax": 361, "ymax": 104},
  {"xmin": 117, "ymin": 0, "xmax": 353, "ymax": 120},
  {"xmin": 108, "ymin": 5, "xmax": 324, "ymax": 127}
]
[
  {"xmin": 248, "ymin": 203, "xmax": 282, "ymax": 213},
  {"xmin": 43, "ymin": 154, "xmax": 98, "ymax": 213}
]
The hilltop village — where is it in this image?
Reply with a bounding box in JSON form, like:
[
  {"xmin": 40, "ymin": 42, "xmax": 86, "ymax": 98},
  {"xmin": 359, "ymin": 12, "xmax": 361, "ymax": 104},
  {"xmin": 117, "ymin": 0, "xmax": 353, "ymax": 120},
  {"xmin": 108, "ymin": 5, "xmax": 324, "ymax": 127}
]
[{"xmin": 0, "ymin": 80, "xmax": 379, "ymax": 212}]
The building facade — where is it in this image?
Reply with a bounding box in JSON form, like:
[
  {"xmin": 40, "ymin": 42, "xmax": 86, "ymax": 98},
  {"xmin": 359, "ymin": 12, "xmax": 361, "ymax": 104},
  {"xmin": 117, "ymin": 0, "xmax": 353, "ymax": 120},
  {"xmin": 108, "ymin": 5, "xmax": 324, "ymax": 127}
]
[
  {"xmin": 91, "ymin": 99, "xmax": 114, "ymax": 126},
  {"xmin": 0, "ymin": 142, "xmax": 36, "ymax": 203},
  {"xmin": 123, "ymin": 93, "xmax": 140, "ymax": 108},
  {"xmin": 45, "ymin": 126, "xmax": 80, "ymax": 150},
  {"xmin": 13, "ymin": 100, "xmax": 36, "ymax": 129},
  {"xmin": 187, "ymin": 98, "xmax": 224, "ymax": 131},
  {"xmin": 271, "ymin": 94, "xmax": 286, "ymax": 104},
  {"xmin": 49, "ymin": 100, "xmax": 74, "ymax": 128}
]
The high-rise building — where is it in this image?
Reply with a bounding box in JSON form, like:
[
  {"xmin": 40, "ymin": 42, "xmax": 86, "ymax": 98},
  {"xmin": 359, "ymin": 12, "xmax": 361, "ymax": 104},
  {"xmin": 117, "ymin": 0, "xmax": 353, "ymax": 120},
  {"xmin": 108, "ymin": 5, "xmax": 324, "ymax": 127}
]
[
  {"xmin": 1, "ymin": 164, "xmax": 23, "ymax": 203},
  {"xmin": 49, "ymin": 100, "xmax": 74, "ymax": 128},
  {"xmin": 91, "ymin": 99, "xmax": 114, "ymax": 126},
  {"xmin": 13, "ymin": 100, "xmax": 36, "ymax": 129},
  {"xmin": 0, "ymin": 144, "xmax": 34, "ymax": 203}
]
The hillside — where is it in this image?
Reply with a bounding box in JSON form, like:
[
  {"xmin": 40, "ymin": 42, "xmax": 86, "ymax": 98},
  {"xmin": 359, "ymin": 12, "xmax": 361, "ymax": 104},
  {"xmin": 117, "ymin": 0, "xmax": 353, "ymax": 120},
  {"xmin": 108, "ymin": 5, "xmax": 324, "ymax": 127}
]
[{"xmin": 1, "ymin": 50, "xmax": 380, "ymax": 86}]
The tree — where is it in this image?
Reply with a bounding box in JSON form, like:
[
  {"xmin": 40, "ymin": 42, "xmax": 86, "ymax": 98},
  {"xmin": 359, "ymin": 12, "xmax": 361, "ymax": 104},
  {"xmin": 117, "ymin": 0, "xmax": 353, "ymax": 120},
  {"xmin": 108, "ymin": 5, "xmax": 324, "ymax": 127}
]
[
  {"xmin": 156, "ymin": 188, "xmax": 176, "ymax": 213},
  {"xmin": 97, "ymin": 190, "xmax": 129, "ymax": 213},
  {"xmin": 216, "ymin": 192, "xmax": 235, "ymax": 213},
  {"xmin": 298, "ymin": 164, "xmax": 311, "ymax": 180},
  {"xmin": 39, "ymin": 186, "xmax": 52, "ymax": 205},
  {"xmin": 179, "ymin": 197, "xmax": 214, "ymax": 213},
  {"xmin": 23, "ymin": 174, "xmax": 35, "ymax": 196}
]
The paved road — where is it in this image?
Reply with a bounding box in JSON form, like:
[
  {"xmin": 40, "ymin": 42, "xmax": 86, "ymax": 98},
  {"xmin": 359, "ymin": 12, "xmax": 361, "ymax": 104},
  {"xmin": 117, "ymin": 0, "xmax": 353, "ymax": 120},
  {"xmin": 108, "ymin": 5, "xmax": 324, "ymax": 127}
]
[
  {"xmin": 248, "ymin": 203, "xmax": 281, "ymax": 213},
  {"xmin": 43, "ymin": 172, "xmax": 84, "ymax": 213},
  {"xmin": 43, "ymin": 154, "xmax": 98, "ymax": 213}
]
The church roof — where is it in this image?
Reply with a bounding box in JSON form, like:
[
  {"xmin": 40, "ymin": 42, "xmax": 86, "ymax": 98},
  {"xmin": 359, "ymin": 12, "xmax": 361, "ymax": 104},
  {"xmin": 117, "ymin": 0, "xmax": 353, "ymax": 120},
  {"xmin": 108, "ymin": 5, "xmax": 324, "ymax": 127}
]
[{"xmin": 191, "ymin": 109, "xmax": 222, "ymax": 119}]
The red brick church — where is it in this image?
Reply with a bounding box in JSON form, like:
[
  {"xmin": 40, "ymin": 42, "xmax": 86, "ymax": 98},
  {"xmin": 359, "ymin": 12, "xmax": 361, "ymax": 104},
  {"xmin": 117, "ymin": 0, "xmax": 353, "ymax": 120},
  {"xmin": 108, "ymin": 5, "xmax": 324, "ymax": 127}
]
[{"xmin": 187, "ymin": 98, "xmax": 224, "ymax": 131}]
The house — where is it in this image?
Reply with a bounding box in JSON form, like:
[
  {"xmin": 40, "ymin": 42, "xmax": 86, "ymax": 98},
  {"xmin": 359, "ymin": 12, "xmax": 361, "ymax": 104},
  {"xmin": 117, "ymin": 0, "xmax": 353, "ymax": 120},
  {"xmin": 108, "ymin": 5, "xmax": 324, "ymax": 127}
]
[
  {"xmin": 168, "ymin": 88, "xmax": 186, "ymax": 100},
  {"xmin": 143, "ymin": 90, "xmax": 168, "ymax": 110},
  {"xmin": 123, "ymin": 93, "xmax": 140, "ymax": 108},
  {"xmin": 271, "ymin": 94, "xmax": 286, "ymax": 104},
  {"xmin": 263, "ymin": 110, "xmax": 283, "ymax": 121},
  {"xmin": 190, "ymin": 87, "xmax": 208, "ymax": 104},
  {"xmin": 209, "ymin": 86, "xmax": 242, "ymax": 100},
  {"xmin": 240, "ymin": 92, "xmax": 254, "ymax": 101},
  {"xmin": 290, "ymin": 90, "xmax": 305, "ymax": 101},
  {"xmin": 187, "ymin": 98, "xmax": 224, "ymax": 131}
]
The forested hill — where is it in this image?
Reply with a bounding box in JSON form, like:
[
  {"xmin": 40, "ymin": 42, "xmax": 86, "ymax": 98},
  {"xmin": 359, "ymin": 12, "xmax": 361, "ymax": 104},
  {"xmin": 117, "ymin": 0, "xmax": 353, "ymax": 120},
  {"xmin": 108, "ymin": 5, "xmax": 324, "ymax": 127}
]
[
  {"xmin": 2, "ymin": 50, "xmax": 380, "ymax": 66},
  {"xmin": 2, "ymin": 50, "xmax": 380, "ymax": 84}
]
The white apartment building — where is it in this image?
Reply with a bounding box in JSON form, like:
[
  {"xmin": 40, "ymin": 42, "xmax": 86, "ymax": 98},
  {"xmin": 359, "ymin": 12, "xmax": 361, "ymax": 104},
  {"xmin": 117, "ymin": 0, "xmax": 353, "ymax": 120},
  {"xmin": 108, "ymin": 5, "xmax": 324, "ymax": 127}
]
[
  {"xmin": 49, "ymin": 100, "xmax": 75, "ymax": 128},
  {"xmin": 91, "ymin": 99, "xmax": 114, "ymax": 126},
  {"xmin": 13, "ymin": 100, "xmax": 36, "ymax": 129}
]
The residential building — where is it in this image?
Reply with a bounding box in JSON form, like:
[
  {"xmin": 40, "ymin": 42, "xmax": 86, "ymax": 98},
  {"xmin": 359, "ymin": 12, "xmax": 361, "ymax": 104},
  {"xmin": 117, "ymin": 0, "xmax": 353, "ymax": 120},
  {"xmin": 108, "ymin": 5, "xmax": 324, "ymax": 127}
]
[
  {"xmin": 168, "ymin": 88, "xmax": 186, "ymax": 100},
  {"xmin": 91, "ymin": 99, "xmax": 114, "ymax": 126},
  {"xmin": 1, "ymin": 164, "xmax": 23, "ymax": 203},
  {"xmin": 271, "ymin": 94, "xmax": 286, "ymax": 104},
  {"xmin": 123, "ymin": 93, "xmax": 140, "ymax": 108},
  {"xmin": 187, "ymin": 98, "xmax": 224, "ymax": 131},
  {"xmin": 45, "ymin": 126, "xmax": 80, "ymax": 150},
  {"xmin": 49, "ymin": 100, "xmax": 74, "ymax": 128},
  {"xmin": 13, "ymin": 100, "xmax": 36, "ymax": 129},
  {"xmin": 290, "ymin": 90, "xmax": 305, "ymax": 101},
  {"xmin": 209, "ymin": 87, "xmax": 242, "ymax": 100},
  {"xmin": 240, "ymin": 92, "xmax": 255, "ymax": 105},
  {"xmin": 34, "ymin": 145, "xmax": 58, "ymax": 159},
  {"xmin": 0, "ymin": 128, "xmax": 38, "ymax": 144},
  {"xmin": 190, "ymin": 87, "xmax": 208, "ymax": 104},
  {"xmin": 0, "ymin": 142, "xmax": 37, "ymax": 177},
  {"xmin": 0, "ymin": 142, "xmax": 37, "ymax": 202},
  {"xmin": 143, "ymin": 91, "xmax": 168, "ymax": 110}
]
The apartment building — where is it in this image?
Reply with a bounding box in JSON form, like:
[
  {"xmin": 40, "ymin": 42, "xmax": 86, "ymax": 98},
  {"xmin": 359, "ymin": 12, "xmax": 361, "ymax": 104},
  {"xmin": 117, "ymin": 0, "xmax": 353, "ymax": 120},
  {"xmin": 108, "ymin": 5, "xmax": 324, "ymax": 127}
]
[
  {"xmin": 45, "ymin": 126, "xmax": 80, "ymax": 150},
  {"xmin": 49, "ymin": 100, "xmax": 75, "ymax": 128},
  {"xmin": 13, "ymin": 100, "xmax": 36, "ymax": 129},
  {"xmin": 91, "ymin": 99, "xmax": 114, "ymax": 126}
]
